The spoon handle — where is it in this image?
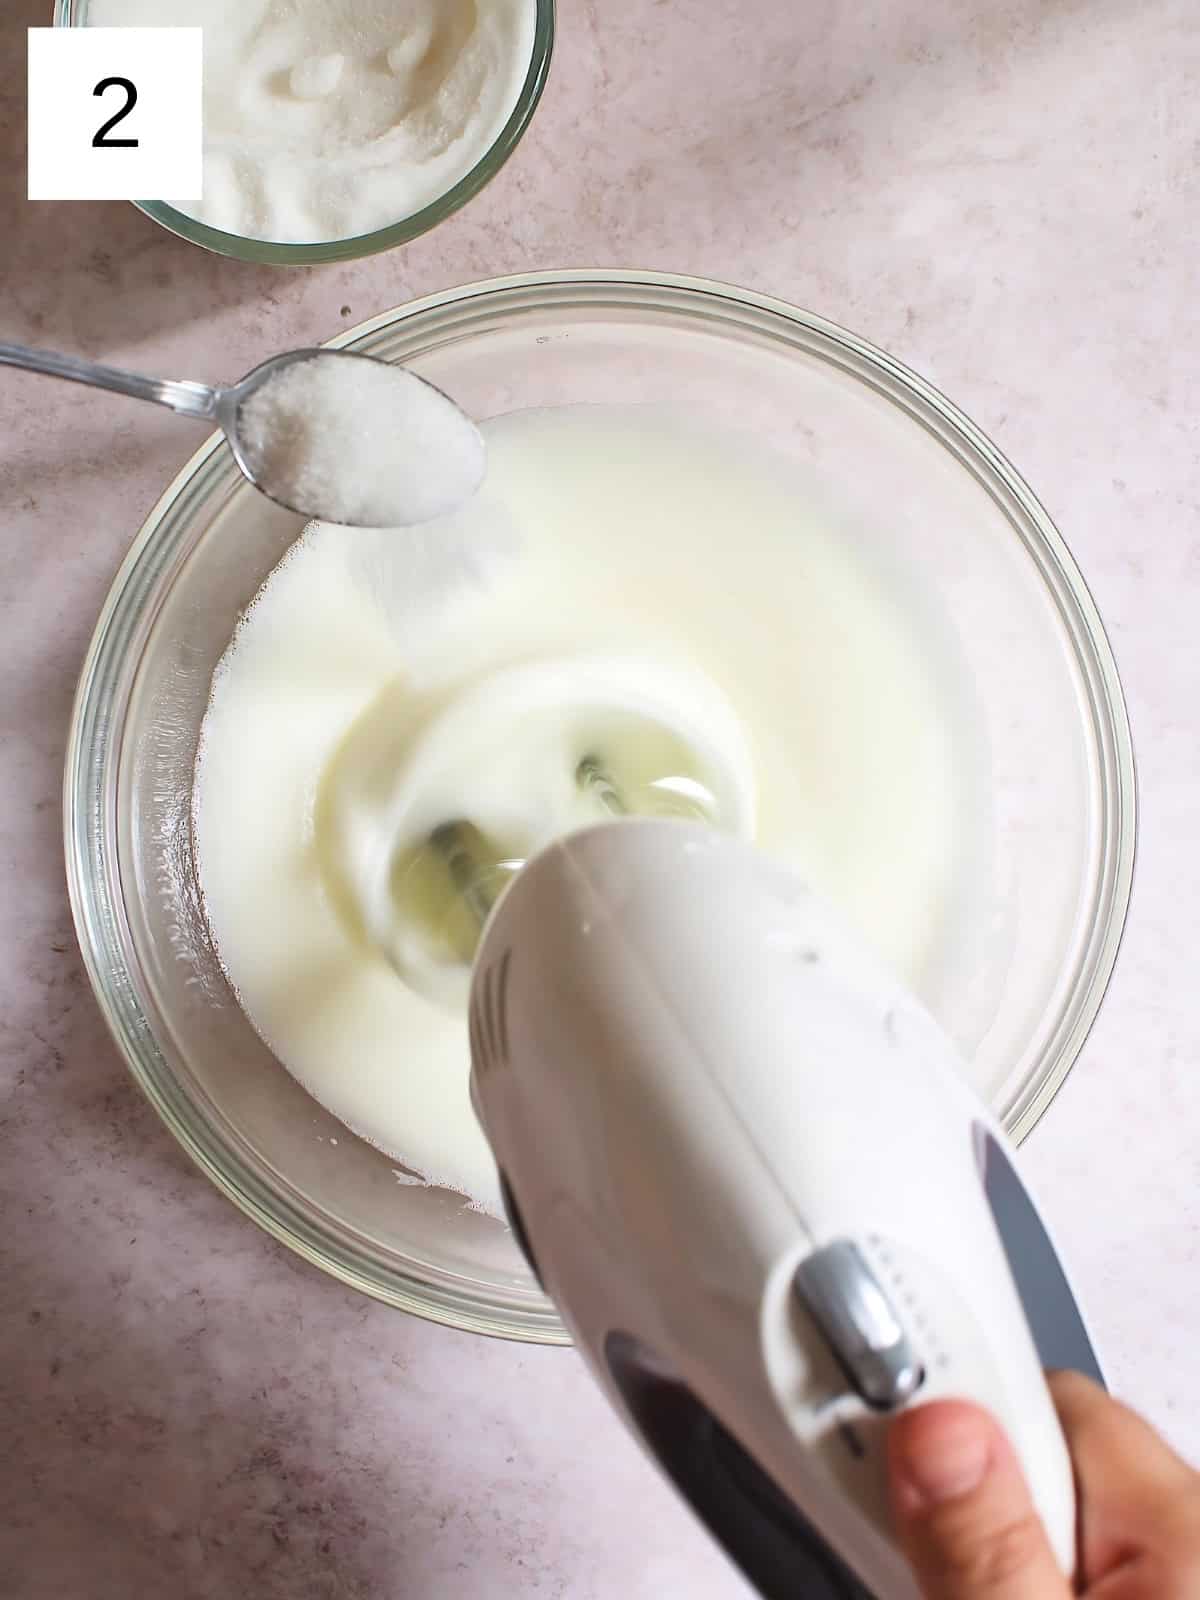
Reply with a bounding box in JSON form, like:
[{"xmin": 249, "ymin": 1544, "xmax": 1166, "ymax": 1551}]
[{"xmin": 0, "ymin": 342, "xmax": 219, "ymax": 420}]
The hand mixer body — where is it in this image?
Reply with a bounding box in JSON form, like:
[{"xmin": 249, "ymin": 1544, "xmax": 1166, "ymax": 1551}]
[{"xmin": 468, "ymin": 820, "xmax": 1099, "ymax": 1599}]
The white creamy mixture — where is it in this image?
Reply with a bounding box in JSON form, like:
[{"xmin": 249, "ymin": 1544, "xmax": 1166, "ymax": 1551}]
[
  {"xmin": 88, "ymin": 0, "xmax": 537, "ymax": 242},
  {"xmin": 333, "ymin": 649, "xmax": 759, "ymax": 1010},
  {"xmin": 193, "ymin": 405, "xmax": 972, "ymax": 1215},
  {"xmin": 239, "ymin": 355, "xmax": 485, "ymax": 526}
]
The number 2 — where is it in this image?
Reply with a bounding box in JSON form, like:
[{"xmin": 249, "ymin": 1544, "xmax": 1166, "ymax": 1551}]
[{"xmin": 92, "ymin": 77, "xmax": 139, "ymax": 149}]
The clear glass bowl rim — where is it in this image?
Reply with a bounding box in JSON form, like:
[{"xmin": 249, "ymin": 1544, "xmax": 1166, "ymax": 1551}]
[
  {"xmin": 52, "ymin": 0, "xmax": 556, "ymax": 264},
  {"xmin": 64, "ymin": 270, "xmax": 1138, "ymax": 1342}
]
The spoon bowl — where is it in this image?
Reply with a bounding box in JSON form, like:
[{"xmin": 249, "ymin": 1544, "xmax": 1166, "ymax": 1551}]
[{"xmin": 0, "ymin": 342, "xmax": 484, "ymax": 528}]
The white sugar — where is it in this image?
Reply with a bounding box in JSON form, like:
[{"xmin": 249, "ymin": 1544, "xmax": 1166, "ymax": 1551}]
[
  {"xmin": 238, "ymin": 356, "xmax": 486, "ymax": 528},
  {"xmin": 289, "ymin": 53, "xmax": 345, "ymax": 101},
  {"xmin": 86, "ymin": 0, "xmax": 537, "ymax": 246}
]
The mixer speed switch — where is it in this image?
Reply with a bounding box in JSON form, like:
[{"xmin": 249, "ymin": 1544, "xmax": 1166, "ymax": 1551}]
[{"xmin": 794, "ymin": 1239, "xmax": 924, "ymax": 1410}]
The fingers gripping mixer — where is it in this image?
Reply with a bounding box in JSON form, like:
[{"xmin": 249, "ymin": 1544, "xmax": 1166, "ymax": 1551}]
[{"xmin": 466, "ymin": 820, "xmax": 1103, "ymax": 1600}]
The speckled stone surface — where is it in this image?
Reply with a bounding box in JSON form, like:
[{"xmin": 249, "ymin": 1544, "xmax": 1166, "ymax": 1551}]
[{"xmin": 2, "ymin": 0, "xmax": 1199, "ymax": 1595}]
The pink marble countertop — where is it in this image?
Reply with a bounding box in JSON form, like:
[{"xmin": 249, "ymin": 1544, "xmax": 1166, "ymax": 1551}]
[{"xmin": 3, "ymin": 0, "xmax": 1199, "ymax": 1594}]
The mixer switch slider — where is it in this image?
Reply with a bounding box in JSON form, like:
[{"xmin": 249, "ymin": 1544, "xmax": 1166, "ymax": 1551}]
[{"xmin": 794, "ymin": 1239, "xmax": 924, "ymax": 1410}]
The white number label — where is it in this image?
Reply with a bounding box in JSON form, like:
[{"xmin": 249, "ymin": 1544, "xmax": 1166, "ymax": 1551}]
[{"xmin": 27, "ymin": 28, "xmax": 202, "ymax": 202}]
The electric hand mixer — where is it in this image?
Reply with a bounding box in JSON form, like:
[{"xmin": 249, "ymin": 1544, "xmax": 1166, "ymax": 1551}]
[{"xmin": 378, "ymin": 668, "xmax": 1103, "ymax": 1599}]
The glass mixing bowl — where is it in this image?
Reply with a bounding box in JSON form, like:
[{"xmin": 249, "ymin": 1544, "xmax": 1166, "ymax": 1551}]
[
  {"xmin": 52, "ymin": 0, "xmax": 555, "ymax": 264},
  {"xmin": 65, "ymin": 272, "xmax": 1136, "ymax": 1341}
]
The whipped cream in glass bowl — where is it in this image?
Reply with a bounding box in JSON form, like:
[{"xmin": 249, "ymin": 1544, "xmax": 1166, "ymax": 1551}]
[{"xmin": 65, "ymin": 274, "xmax": 1135, "ymax": 1339}]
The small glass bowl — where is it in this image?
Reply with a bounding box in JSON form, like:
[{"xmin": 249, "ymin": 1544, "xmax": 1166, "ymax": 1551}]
[
  {"xmin": 65, "ymin": 273, "xmax": 1136, "ymax": 1341},
  {"xmin": 53, "ymin": 0, "xmax": 555, "ymax": 264}
]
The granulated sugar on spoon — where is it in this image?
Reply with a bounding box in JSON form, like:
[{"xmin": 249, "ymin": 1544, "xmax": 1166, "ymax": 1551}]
[{"xmin": 0, "ymin": 342, "xmax": 486, "ymax": 528}]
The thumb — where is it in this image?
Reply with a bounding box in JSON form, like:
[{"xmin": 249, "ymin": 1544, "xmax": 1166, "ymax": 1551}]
[{"xmin": 887, "ymin": 1400, "xmax": 1072, "ymax": 1600}]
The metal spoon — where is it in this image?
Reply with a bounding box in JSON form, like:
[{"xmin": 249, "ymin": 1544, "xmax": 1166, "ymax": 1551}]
[{"xmin": 0, "ymin": 341, "xmax": 482, "ymax": 528}]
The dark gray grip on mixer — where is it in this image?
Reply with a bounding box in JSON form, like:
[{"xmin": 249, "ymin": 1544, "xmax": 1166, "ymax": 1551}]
[
  {"xmin": 976, "ymin": 1127, "xmax": 1105, "ymax": 1386},
  {"xmin": 605, "ymin": 1333, "xmax": 877, "ymax": 1600}
]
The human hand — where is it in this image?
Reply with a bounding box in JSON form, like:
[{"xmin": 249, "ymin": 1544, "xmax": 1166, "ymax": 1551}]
[{"xmin": 887, "ymin": 1372, "xmax": 1200, "ymax": 1598}]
